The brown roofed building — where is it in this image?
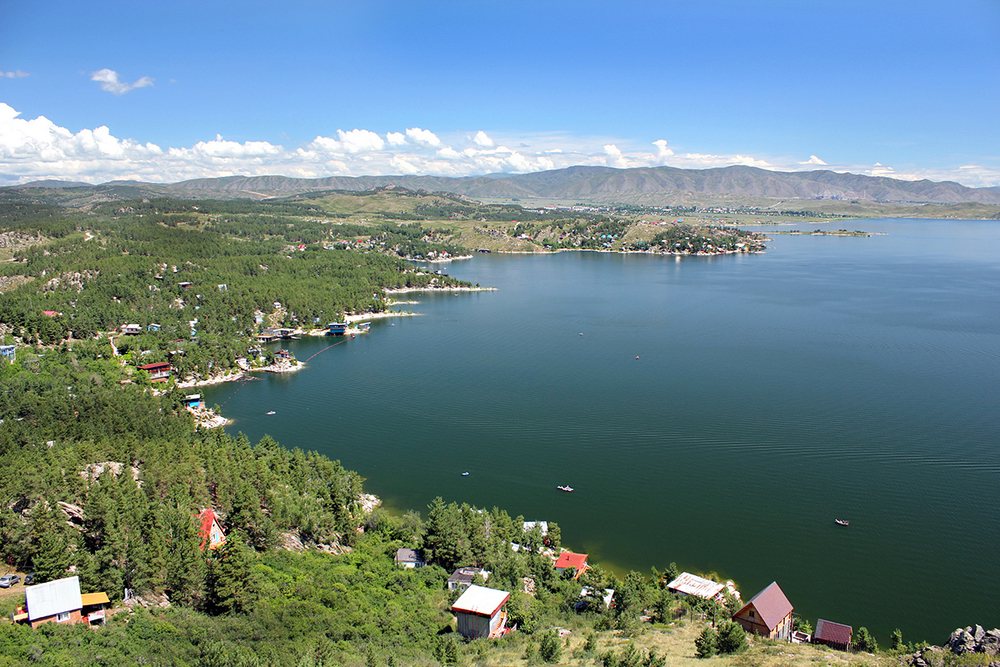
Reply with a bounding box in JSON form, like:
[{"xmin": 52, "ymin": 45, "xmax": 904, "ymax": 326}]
[
  {"xmin": 814, "ymin": 619, "xmax": 853, "ymax": 651},
  {"xmin": 733, "ymin": 581, "xmax": 794, "ymax": 641}
]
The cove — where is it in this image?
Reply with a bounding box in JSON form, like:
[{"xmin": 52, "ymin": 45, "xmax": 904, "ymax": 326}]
[{"xmin": 207, "ymin": 218, "xmax": 1000, "ymax": 643}]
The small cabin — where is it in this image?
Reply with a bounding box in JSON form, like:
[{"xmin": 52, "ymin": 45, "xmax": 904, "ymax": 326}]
[
  {"xmin": 17, "ymin": 576, "xmax": 109, "ymax": 628},
  {"xmin": 198, "ymin": 509, "xmax": 226, "ymax": 550},
  {"xmin": 554, "ymin": 552, "xmax": 589, "ymax": 579},
  {"xmin": 120, "ymin": 324, "xmax": 142, "ymax": 335},
  {"xmin": 178, "ymin": 282, "xmax": 193, "ymax": 290},
  {"xmin": 814, "ymin": 619, "xmax": 853, "ymax": 651},
  {"xmin": 138, "ymin": 362, "xmax": 172, "ymax": 382},
  {"xmin": 394, "ymin": 548, "xmax": 425, "ymax": 569},
  {"xmin": 0, "ymin": 345, "xmax": 14, "ymax": 363},
  {"xmin": 147, "ymin": 323, "xmax": 161, "ymax": 332},
  {"xmin": 452, "ymin": 584, "xmax": 510, "ymax": 639},
  {"xmin": 733, "ymin": 581, "xmax": 794, "ymax": 641},
  {"xmin": 447, "ymin": 567, "xmax": 489, "ymax": 591}
]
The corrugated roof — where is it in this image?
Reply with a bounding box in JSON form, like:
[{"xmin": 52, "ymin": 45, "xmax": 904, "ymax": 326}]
[
  {"xmin": 81, "ymin": 592, "xmax": 110, "ymax": 606},
  {"xmin": 740, "ymin": 582, "xmax": 793, "ymax": 631},
  {"xmin": 667, "ymin": 572, "xmax": 726, "ymax": 599},
  {"xmin": 816, "ymin": 619, "xmax": 853, "ymax": 645},
  {"xmin": 25, "ymin": 576, "xmax": 82, "ymax": 621},
  {"xmin": 451, "ymin": 585, "xmax": 510, "ymax": 617}
]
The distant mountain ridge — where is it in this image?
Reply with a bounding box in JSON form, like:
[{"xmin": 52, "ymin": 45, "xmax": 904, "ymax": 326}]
[{"xmin": 10, "ymin": 165, "xmax": 1000, "ymax": 205}]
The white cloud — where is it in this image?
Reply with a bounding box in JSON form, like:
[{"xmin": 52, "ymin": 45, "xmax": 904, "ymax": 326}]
[
  {"xmin": 1, "ymin": 103, "xmax": 997, "ymax": 188},
  {"xmin": 1, "ymin": 70, "xmax": 30, "ymax": 78},
  {"xmin": 90, "ymin": 68, "xmax": 154, "ymax": 95},
  {"xmin": 653, "ymin": 139, "xmax": 674, "ymax": 160},
  {"xmin": 800, "ymin": 155, "xmax": 827, "ymax": 165},
  {"xmin": 405, "ymin": 127, "xmax": 441, "ymax": 147},
  {"xmin": 473, "ymin": 130, "xmax": 494, "ymax": 147}
]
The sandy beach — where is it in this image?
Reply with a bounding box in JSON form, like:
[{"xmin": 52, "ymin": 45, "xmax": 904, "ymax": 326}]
[
  {"xmin": 384, "ymin": 286, "xmax": 496, "ymax": 295},
  {"xmin": 176, "ymin": 370, "xmax": 246, "ymax": 389}
]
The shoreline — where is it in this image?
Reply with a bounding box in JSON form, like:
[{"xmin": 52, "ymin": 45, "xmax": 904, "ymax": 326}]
[{"xmin": 384, "ymin": 285, "xmax": 496, "ymax": 294}]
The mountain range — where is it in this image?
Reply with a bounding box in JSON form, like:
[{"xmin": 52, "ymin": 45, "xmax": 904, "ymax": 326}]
[{"xmin": 9, "ymin": 165, "xmax": 1000, "ymax": 207}]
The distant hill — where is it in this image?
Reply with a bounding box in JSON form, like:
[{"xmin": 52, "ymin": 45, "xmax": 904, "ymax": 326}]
[{"xmin": 8, "ymin": 165, "xmax": 1000, "ymax": 208}]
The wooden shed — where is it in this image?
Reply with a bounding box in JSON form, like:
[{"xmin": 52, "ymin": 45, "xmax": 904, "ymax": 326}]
[
  {"xmin": 814, "ymin": 619, "xmax": 853, "ymax": 651},
  {"xmin": 452, "ymin": 585, "xmax": 510, "ymax": 639}
]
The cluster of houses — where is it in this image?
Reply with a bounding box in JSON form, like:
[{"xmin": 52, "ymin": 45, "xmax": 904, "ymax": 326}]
[
  {"xmin": 8, "ymin": 509, "xmax": 226, "ymax": 629},
  {"xmin": 396, "ymin": 537, "xmax": 854, "ymax": 648},
  {"xmin": 667, "ymin": 571, "xmax": 855, "ymax": 651}
]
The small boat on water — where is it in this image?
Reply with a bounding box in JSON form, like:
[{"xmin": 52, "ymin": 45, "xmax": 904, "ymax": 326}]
[
  {"xmin": 266, "ymin": 411, "xmax": 276, "ymax": 415},
  {"xmin": 461, "ymin": 472, "xmax": 470, "ymax": 476},
  {"xmin": 557, "ymin": 485, "xmax": 574, "ymax": 492},
  {"xmin": 835, "ymin": 519, "xmax": 849, "ymax": 526}
]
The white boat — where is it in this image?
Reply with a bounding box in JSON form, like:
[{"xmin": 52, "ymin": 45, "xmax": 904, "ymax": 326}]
[{"xmin": 557, "ymin": 485, "xmax": 574, "ymax": 492}]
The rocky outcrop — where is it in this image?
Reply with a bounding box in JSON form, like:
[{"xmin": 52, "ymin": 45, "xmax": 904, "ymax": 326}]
[{"xmin": 908, "ymin": 626, "xmax": 1000, "ymax": 667}]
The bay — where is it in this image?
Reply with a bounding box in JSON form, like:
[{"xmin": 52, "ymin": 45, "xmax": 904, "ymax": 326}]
[{"xmin": 207, "ymin": 218, "xmax": 1000, "ymax": 643}]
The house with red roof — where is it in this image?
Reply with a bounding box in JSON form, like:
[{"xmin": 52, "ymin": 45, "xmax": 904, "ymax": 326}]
[
  {"xmin": 554, "ymin": 551, "xmax": 589, "ymax": 579},
  {"xmin": 732, "ymin": 581, "xmax": 794, "ymax": 641},
  {"xmin": 814, "ymin": 619, "xmax": 853, "ymax": 651},
  {"xmin": 198, "ymin": 509, "xmax": 226, "ymax": 550},
  {"xmin": 138, "ymin": 362, "xmax": 172, "ymax": 382}
]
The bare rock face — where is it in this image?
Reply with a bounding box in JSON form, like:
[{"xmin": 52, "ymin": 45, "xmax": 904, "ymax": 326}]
[{"xmin": 910, "ymin": 626, "xmax": 1000, "ymax": 667}]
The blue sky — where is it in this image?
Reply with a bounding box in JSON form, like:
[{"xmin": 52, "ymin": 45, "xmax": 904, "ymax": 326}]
[{"xmin": 2, "ymin": 0, "xmax": 999, "ymax": 186}]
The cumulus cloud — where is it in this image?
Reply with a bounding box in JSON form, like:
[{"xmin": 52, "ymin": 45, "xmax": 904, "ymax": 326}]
[
  {"xmin": 653, "ymin": 139, "xmax": 674, "ymax": 160},
  {"xmin": 405, "ymin": 127, "xmax": 441, "ymax": 147},
  {"xmin": 90, "ymin": 68, "xmax": 155, "ymax": 95},
  {"xmin": 1, "ymin": 70, "xmax": 30, "ymax": 78},
  {"xmin": 1, "ymin": 103, "xmax": 997, "ymax": 187},
  {"xmin": 800, "ymin": 155, "xmax": 827, "ymax": 165},
  {"xmin": 473, "ymin": 130, "xmax": 494, "ymax": 147}
]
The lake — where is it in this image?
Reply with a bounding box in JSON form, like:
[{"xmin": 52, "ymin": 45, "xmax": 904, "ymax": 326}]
[{"xmin": 207, "ymin": 219, "xmax": 1000, "ymax": 643}]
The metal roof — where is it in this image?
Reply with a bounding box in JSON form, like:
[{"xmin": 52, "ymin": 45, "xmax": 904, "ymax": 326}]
[
  {"xmin": 666, "ymin": 572, "xmax": 726, "ymax": 599},
  {"xmin": 451, "ymin": 585, "xmax": 510, "ymax": 617},
  {"xmin": 554, "ymin": 552, "xmax": 588, "ymax": 570},
  {"xmin": 816, "ymin": 619, "xmax": 853, "ymax": 645},
  {"xmin": 25, "ymin": 576, "xmax": 82, "ymax": 621},
  {"xmin": 738, "ymin": 581, "xmax": 793, "ymax": 631}
]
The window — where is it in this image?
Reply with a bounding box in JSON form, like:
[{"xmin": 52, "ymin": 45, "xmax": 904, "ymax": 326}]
[
  {"xmin": 749, "ymin": 610, "xmax": 755, "ymax": 619},
  {"xmin": 56, "ymin": 612, "xmax": 71, "ymax": 622}
]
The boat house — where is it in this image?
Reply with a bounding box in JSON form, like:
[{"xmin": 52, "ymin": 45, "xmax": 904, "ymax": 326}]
[
  {"xmin": 814, "ymin": 619, "xmax": 853, "ymax": 651},
  {"xmin": 733, "ymin": 581, "xmax": 794, "ymax": 641},
  {"xmin": 452, "ymin": 584, "xmax": 510, "ymax": 639},
  {"xmin": 554, "ymin": 552, "xmax": 589, "ymax": 579},
  {"xmin": 182, "ymin": 394, "xmax": 205, "ymax": 409},
  {"xmin": 328, "ymin": 322, "xmax": 348, "ymax": 335},
  {"xmin": 16, "ymin": 576, "xmax": 109, "ymax": 628}
]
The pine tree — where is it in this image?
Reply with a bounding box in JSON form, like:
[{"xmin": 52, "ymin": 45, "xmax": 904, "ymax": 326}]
[
  {"xmin": 716, "ymin": 620, "xmax": 748, "ymax": 654},
  {"xmin": 208, "ymin": 532, "xmax": 259, "ymax": 614},
  {"xmin": 695, "ymin": 626, "xmax": 719, "ymax": 658},
  {"xmin": 855, "ymin": 626, "xmax": 879, "ymax": 653}
]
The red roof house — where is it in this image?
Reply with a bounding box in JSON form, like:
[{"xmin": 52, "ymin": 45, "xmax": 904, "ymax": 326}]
[
  {"xmin": 198, "ymin": 509, "xmax": 226, "ymax": 550},
  {"xmin": 733, "ymin": 581, "xmax": 794, "ymax": 641},
  {"xmin": 138, "ymin": 362, "xmax": 172, "ymax": 382},
  {"xmin": 814, "ymin": 619, "xmax": 853, "ymax": 651},
  {"xmin": 554, "ymin": 552, "xmax": 589, "ymax": 579}
]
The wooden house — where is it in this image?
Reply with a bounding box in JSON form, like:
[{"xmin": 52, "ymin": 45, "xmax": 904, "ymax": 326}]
[
  {"xmin": 452, "ymin": 584, "xmax": 510, "ymax": 639},
  {"xmin": 198, "ymin": 509, "xmax": 226, "ymax": 550},
  {"xmin": 554, "ymin": 551, "xmax": 588, "ymax": 579},
  {"xmin": 733, "ymin": 581, "xmax": 794, "ymax": 641},
  {"xmin": 814, "ymin": 619, "xmax": 853, "ymax": 651},
  {"xmin": 394, "ymin": 548, "xmax": 425, "ymax": 569},
  {"xmin": 120, "ymin": 324, "xmax": 142, "ymax": 335},
  {"xmin": 18, "ymin": 576, "xmax": 109, "ymax": 628}
]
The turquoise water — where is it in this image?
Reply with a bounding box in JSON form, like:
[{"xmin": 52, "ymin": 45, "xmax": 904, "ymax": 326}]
[{"xmin": 208, "ymin": 219, "xmax": 1000, "ymax": 643}]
